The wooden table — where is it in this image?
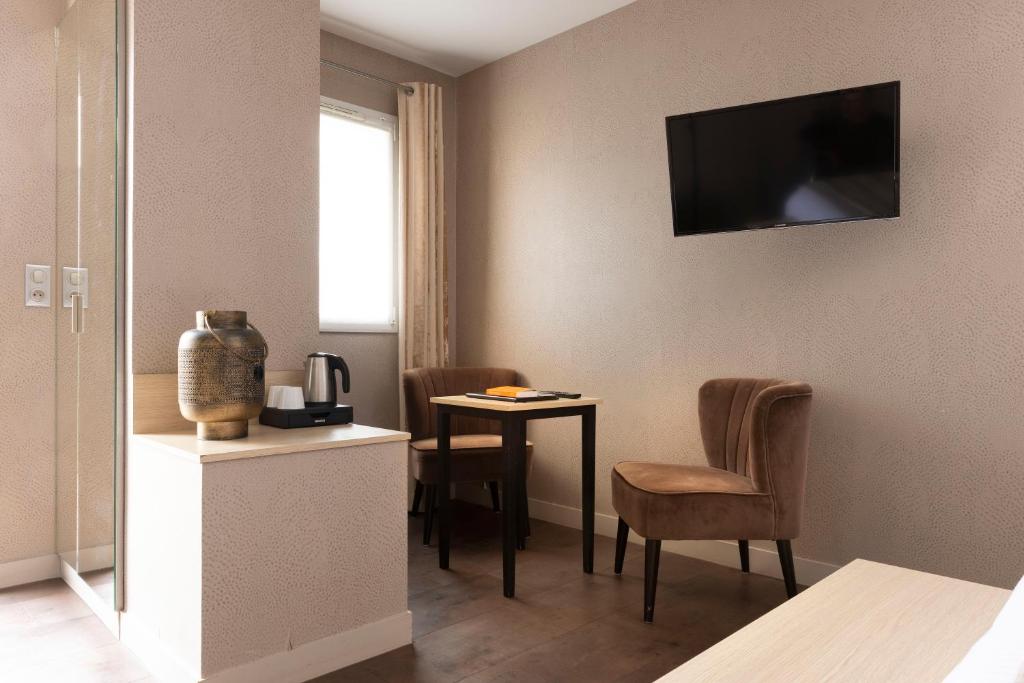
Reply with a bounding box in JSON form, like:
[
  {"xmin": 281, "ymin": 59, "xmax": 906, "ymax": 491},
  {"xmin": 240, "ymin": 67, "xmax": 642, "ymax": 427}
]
[
  {"xmin": 430, "ymin": 394, "xmax": 602, "ymax": 598},
  {"xmin": 658, "ymin": 559, "xmax": 1011, "ymax": 682}
]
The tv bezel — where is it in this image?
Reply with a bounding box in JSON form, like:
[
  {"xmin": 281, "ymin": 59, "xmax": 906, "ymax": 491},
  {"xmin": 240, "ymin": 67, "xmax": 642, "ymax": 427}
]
[{"xmin": 665, "ymin": 81, "xmax": 901, "ymax": 237}]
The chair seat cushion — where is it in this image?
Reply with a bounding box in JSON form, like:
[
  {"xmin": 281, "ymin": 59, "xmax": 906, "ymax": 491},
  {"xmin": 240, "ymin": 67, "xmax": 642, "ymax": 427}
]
[
  {"xmin": 410, "ymin": 434, "xmax": 533, "ymax": 484},
  {"xmin": 614, "ymin": 462, "xmax": 757, "ymax": 494},
  {"xmin": 611, "ymin": 462, "xmax": 774, "ymax": 541}
]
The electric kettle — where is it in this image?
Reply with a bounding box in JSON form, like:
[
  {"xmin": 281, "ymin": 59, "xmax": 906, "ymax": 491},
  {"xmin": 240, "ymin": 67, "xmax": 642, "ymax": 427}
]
[{"xmin": 303, "ymin": 352, "xmax": 351, "ymax": 407}]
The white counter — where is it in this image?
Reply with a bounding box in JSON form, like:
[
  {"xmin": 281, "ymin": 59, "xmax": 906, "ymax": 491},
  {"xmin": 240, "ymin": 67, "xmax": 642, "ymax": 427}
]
[{"xmin": 124, "ymin": 423, "xmax": 411, "ymax": 683}]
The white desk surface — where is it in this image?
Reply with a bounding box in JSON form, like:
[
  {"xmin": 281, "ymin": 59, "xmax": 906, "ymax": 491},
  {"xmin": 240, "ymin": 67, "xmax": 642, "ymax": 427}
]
[
  {"xmin": 132, "ymin": 423, "xmax": 409, "ymax": 464},
  {"xmin": 430, "ymin": 394, "xmax": 602, "ymax": 412},
  {"xmin": 659, "ymin": 559, "xmax": 1010, "ymax": 682}
]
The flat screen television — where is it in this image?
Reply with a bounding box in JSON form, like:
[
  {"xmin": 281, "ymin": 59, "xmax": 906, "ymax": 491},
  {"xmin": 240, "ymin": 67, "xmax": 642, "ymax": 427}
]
[{"xmin": 665, "ymin": 81, "xmax": 900, "ymax": 236}]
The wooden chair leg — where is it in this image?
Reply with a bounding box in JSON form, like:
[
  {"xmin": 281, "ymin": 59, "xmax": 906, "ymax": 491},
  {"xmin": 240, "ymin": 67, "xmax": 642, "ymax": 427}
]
[
  {"xmin": 614, "ymin": 517, "xmax": 629, "ymax": 574},
  {"xmin": 422, "ymin": 485, "xmax": 436, "ymax": 546},
  {"xmin": 488, "ymin": 481, "xmax": 500, "ymax": 512},
  {"xmin": 738, "ymin": 539, "xmax": 750, "ymax": 573},
  {"xmin": 409, "ymin": 481, "xmax": 424, "ymax": 517},
  {"xmin": 777, "ymin": 540, "xmax": 797, "ymax": 598},
  {"xmin": 644, "ymin": 539, "xmax": 662, "ymax": 623}
]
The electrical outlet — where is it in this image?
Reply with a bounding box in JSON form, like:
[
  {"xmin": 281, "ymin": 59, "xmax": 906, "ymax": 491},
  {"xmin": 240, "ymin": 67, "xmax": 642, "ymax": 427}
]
[{"xmin": 25, "ymin": 264, "xmax": 51, "ymax": 307}]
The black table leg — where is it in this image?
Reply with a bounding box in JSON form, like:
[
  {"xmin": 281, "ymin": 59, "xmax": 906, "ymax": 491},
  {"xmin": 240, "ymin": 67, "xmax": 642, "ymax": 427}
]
[
  {"xmin": 438, "ymin": 408, "xmax": 452, "ymax": 570},
  {"xmin": 581, "ymin": 405, "xmax": 595, "ymax": 574},
  {"xmin": 432, "ymin": 400, "xmax": 598, "ymax": 598},
  {"xmin": 515, "ymin": 418, "xmax": 529, "ymax": 550},
  {"xmin": 501, "ymin": 416, "xmax": 519, "ymax": 598}
]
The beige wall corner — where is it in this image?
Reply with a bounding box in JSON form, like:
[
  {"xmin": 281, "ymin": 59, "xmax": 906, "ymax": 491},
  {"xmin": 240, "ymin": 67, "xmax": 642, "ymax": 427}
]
[
  {"xmin": 455, "ymin": 0, "xmax": 1024, "ymax": 588},
  {"xmin": 319, "ymin": 29, "xmax": 460, "ymax": 428}
]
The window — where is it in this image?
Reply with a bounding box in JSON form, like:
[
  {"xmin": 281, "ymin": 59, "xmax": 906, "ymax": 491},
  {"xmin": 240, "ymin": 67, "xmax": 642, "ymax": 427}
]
[{"xmin": 319, "ymin": 97, "xmax": 398, "ymax": 333}]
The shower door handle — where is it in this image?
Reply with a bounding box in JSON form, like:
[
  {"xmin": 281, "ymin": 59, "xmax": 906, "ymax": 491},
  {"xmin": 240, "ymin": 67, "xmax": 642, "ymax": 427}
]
[{"xmin": 71, "ymin": 292, "xmax": 84, "ymax": 334}]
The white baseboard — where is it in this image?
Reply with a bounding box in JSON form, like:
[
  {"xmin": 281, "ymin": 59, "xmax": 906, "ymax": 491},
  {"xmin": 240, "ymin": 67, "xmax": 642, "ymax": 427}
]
[
  {"xmin": 0, "ymin": 553, "xmax": 60, "ymax": 590},
  {"xmin": 79, "ymin": 543, "xmax": 115, "ymax": 573},
  {"xmin": 458, "ymin": 488, "xmax": 840, "ymax": 586},
  {"xmin": 123, "ymin": 610, "xmax": 412, "ymax": 683},
  {"xmin": 205, "ymin": 610, "xmax": 412, "ymax": 683},
  {"xmin": 59, "ymin": 543, "xmax": 115, "ymax": 574},
  {"xmin": 60, "ymin": 559, "xmax": 119, "ymax": 636},
  {"xmin": 121, "ymin": 610, "xmax": 201, "ymax": 683}
]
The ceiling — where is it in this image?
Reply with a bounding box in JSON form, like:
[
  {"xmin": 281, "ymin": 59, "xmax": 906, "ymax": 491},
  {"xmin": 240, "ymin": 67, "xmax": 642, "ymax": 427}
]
[{"xmin": 319, "ymin": 0, "xmax": 637, "ymax": 77}]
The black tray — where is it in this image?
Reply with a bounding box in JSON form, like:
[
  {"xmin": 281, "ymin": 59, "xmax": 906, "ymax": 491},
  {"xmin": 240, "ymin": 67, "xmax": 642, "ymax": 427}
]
[{"xmin": 259, "ymin": 404, "xmax": 353, "ymax": 429}]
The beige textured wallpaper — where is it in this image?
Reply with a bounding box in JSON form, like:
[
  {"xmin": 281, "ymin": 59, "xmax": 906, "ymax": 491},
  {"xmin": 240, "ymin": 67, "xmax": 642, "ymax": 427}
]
[
  {"xmin": 131, "ymin": 1, "xmax": 320, "ymax": 388},
  {"xmin": 200, "ymin": 444, "xmax": 407, "ymax": 675},
  {"xmin": 456, "ymin": 0, "xmax": 1024, "ymax": 587},
  {"xmin": 0, "ymin": 0, "xmax": 63, "ymax": 565}
]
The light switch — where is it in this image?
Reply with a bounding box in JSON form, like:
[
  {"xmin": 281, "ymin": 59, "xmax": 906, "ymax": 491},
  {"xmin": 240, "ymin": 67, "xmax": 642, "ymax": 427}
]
[
  {"xmin": 62, "ymin": 266, "xmax": 89, "ymax": 308},
  {"xmin": 25, "ymin": 264, "xmax": 51, "ymax": 307}
]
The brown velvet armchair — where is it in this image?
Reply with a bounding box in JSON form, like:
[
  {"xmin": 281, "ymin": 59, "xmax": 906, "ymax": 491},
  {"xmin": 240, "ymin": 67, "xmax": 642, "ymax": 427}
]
[
  {"xmin": 402, "ymin": 367, "xmax": 533, "ymax": 545},
  {"xmin": 611, "ymin": 378, "xmax": 812, "ymax": 622}
]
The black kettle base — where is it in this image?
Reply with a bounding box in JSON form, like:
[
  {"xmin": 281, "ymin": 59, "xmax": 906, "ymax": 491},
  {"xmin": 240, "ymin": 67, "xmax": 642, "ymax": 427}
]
[{"xmin": 258, "ymin": 404, "xmax": 353, "ymax": 429}]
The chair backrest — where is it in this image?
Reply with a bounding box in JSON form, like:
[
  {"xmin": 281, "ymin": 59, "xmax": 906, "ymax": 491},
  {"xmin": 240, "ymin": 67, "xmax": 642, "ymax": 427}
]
[
  {"xmin": 698, "ymin": 378, "xmax": 813, "ymax": 537},
  {"xmin": 402, "ymin": 367, "xmax": 520, "ymax": 440}
]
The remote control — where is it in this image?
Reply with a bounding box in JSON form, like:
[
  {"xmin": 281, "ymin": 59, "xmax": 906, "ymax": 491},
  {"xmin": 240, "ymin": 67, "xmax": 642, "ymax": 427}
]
[{"xmin": 542, "ymin": 390, "xmax": 582, "ymax": 399}]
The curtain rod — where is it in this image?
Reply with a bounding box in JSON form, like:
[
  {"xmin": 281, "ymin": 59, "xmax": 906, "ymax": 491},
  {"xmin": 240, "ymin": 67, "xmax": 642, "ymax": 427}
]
[{"xmin": 319, "ymin": 58, "xmax": 415, "ymax": 96}]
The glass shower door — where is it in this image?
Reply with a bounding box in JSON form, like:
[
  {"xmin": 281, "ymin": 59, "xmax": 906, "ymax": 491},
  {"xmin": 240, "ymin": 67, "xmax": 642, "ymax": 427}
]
[{"xmin": 55, "ymin": 0, "xmax": 121, "ymax": 611}]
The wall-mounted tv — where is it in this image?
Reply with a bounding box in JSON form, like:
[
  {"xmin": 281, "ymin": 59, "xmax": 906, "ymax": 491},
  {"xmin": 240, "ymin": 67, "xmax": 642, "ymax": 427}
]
[{"xmin": 666, "ymin": 81, "xmax": 900, "ymax": 236}]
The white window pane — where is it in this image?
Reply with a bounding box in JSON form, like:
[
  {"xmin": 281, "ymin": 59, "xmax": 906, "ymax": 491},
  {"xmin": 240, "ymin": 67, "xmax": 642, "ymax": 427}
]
[{"xmin": 319, "ymin": 109, "xmax": 396, "ymax": 331}]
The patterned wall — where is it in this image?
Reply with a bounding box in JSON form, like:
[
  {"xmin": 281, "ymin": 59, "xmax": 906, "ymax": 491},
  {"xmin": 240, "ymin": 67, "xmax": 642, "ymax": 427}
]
[
  {"xmin": 456, "ymin": 0, "xmax": 1024, "ymax": 587},
  {"xmin": 131, "ymin": 1, "xmax": 320, "ymax": 371},
  {"xmin": 0, "ymin": 0, "xmax": 62, "ymax": 566},
  {"xmin": 201, "ymin": 443, "xmax": 407, "ymax": 674}
]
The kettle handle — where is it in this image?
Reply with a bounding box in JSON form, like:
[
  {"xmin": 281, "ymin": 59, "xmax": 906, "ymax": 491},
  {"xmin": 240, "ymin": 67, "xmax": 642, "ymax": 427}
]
[{"xmin": 329, "ymin": 355, "xmax": 350, "ymax": 394}]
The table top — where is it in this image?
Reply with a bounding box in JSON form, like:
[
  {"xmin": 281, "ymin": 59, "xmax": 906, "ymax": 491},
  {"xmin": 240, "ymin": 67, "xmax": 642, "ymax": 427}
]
[
  {"xmin": 658, "ymin": 559, "xmax": 1010, "ymax": 682},
  {"xmin": 132, "ymin": 423, "xmax": 410, "ymax": 464},
  {"xmin": 430, "ymin": 394, "xmax": 602, "ymax": 412}
]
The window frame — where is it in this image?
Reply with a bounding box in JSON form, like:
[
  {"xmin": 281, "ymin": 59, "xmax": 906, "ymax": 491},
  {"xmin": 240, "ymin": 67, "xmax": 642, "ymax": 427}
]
[{"xmin": 318, "ymin": 95, "xmax": 400, "ymax": 334}]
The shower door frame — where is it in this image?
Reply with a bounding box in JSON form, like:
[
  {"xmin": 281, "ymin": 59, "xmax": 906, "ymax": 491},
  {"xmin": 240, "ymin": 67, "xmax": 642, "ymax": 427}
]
[
  {"xmin": 54, "ymin": 0, "xmax": 127, "ymax": 628},
  {"xmin": 112, "ymin": 0, "xmax": 126, "ymax": 618}
]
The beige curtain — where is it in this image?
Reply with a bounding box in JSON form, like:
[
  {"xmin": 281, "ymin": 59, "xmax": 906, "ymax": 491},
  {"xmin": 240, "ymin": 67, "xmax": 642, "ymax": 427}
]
[{"xmin": 398, "ymin": 83, "xmax": 448, "ymax": 426}]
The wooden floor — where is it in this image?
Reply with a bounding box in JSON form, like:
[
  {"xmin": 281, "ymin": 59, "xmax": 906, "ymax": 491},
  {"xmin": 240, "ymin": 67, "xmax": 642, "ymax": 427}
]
[
  {"xmin": 0, "ymin": 577, "xmax": 150, "ymax": 682},
  {"xmin": 0, "ymin": 502, "xmax": 792, "ymax": 682},
  {"xmin": 316, "ymin": 501, "xmax": 791, "ymax": 683}
]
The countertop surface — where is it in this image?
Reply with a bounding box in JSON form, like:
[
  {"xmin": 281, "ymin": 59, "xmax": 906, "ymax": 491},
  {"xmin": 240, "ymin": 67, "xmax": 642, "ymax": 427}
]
[{"xmin": 132, "ymin": 422, "xmax": 410, "ymax": 464}]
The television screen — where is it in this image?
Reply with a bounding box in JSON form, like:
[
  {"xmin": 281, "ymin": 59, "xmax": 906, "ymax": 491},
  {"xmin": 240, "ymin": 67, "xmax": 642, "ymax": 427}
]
[{"xmin": 666, "ymin": 81, "xmax": 899, "ymax": 236}]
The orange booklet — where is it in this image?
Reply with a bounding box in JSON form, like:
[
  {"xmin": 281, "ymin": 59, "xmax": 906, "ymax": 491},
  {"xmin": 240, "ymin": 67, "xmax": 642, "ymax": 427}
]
[{"xmin": 485, "ymin": 386, "xmax": 540, "ymax": 399}]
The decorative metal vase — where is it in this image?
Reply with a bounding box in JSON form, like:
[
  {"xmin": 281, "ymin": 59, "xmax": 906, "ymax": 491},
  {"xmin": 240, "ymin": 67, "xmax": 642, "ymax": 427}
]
[{"xmin": 178, "ymin": 310, "xmax": 267, "ymax": 440}]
